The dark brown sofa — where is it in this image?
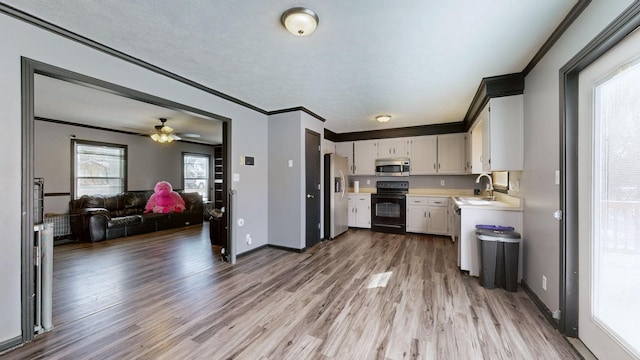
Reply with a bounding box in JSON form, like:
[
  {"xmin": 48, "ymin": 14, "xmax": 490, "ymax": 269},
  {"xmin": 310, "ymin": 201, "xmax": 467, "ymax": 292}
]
[{"xmin": 70, "ymin": 190, "xmax": 203, "ymax": 242}]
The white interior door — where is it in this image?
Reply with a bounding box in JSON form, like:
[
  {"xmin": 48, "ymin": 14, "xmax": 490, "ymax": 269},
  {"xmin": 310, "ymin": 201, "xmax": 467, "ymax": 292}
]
[{"xmin": 578, "ymin": 28, "xmax": 640, "ymax": 360}]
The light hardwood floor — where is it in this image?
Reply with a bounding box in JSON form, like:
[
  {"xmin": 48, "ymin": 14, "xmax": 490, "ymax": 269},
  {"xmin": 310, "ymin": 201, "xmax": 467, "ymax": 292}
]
[{"xmin": 1, "ymin": 225, "xmax": 579, "ymax": 359}]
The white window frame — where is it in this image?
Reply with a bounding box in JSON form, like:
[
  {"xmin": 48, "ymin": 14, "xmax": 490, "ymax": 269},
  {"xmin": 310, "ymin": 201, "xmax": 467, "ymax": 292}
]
[{"xmin": 71, "ymin": 139, "xmax": 128, "ymax": 199}]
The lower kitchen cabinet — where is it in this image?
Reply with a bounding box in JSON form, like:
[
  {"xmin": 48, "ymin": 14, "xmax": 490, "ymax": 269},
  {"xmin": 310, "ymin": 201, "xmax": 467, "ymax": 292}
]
[
  {"xmin": 406, "ymin": 196, "xmax": 449, "ymax": 235},
  {"xmin": 348, "ymin": 193, "xmax": 371, "ymax": 228}
]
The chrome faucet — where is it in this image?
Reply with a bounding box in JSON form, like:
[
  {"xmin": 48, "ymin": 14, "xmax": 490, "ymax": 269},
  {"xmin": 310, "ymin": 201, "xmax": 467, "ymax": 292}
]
[{"xmin": 475, "ymin": 173, "xmax": 494, "ymax": 200}]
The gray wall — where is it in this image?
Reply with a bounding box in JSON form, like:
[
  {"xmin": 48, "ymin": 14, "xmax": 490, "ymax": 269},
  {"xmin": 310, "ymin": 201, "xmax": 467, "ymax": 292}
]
[
  {"xmin": 521, "ymin": 0, "xmax": 633, "ymax": 311},
  {"xmin": 35, "ymin": 120, "xmax": 216, "ymax": 214},
  {"xmin": 0, "ymin": 11, "xmax": 269, "ymax": 343},
  {"xmin": 267, "ymin": 111, "xmax": 326, "ymax": 250},
  {"xmin": 268, "ymin": 112, "xmax": 303, "ymax": 249}
]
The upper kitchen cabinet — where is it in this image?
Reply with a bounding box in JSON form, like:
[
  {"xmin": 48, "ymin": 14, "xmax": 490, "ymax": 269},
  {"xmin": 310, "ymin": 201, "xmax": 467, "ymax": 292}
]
[
  {"xmin": 437, "ymin": 133, "xmax": 466, "ymax": 174},
  {"xmin": 335, "ymin": 141, "xmax": 354, "ymax": 174},
  {"xmin": 469, "ymin": 114, "xmax": 485, "ymax": 174},
  {"xmin": 410, "ymin": 134, "xmax": 465, "ymax": 175},
  {"xmin": 481, "ymin": 95, "xmax": 524, "ymax": 171},
  {"xmin": 353, "ymin": 140, "xmax": 377, "ymax": 175},
  {"xmin": 377, "ymin": 138, "xmax": 410, "ymax": 158},
  {"xmin": 409, "ymin": 136, "xmax": 438, "ymax": 175}
]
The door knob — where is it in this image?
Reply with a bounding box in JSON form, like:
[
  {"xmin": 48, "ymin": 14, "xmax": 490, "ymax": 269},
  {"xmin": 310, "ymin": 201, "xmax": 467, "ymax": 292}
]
[{"xmin": 306, "ymin": 194, "xmax": 315, "ymax": 199}]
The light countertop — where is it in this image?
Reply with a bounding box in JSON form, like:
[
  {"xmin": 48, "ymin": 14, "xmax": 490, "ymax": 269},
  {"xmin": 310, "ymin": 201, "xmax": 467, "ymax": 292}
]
[{"xmin": 347, "ymin": 188, "xmax": 523, "ymax": 211}]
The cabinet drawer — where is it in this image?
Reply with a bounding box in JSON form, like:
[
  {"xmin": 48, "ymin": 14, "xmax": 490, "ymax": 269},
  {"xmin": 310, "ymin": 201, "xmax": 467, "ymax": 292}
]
[
  {"xmin": 407, "ymin": 197, "xmax": 428, "ymax": 205},
  {"xmin": 355, "ymin": 194, "xmax": 370, "ymax": 204},
  {"xmin": 428, "ymin": 198, "xmax": 448, "ymax": 207}
]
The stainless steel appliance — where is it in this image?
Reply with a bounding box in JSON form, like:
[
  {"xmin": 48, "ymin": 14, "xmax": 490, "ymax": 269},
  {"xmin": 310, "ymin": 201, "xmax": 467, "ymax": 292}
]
[
  {"xmin": 371, "ymin": 181, "xmax": 408, "ymax": 234},
  {"xmin": 375, "ymin": 158, "xmax": 410, "ymax": 176},
  {"xmin": 324, "ymin": 154, "xmax": 349, "ymax": 239}
]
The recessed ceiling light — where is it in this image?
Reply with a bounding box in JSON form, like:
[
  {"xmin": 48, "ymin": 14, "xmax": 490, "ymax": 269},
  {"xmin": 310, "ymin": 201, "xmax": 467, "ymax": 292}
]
[{"xmin": 376, "ymin": 115, "xmax": 391, "ymax": 123}]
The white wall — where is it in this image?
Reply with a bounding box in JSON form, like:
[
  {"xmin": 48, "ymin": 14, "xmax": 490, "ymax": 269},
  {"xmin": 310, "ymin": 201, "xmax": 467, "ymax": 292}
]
[
  {"xmin": 521, "ymin": 0, "xmax": 633, "ymax": 311},
  {"xmin": 0, "ymin": 12, "xmax": 269, "ymax": 344},
  {"xmin": 35, "ymin": 120, "xmax": 216, "ymax": 214}
]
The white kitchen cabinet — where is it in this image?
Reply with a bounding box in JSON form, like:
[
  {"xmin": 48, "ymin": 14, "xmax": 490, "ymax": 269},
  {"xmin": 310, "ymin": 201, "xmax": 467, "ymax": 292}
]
[
  {"xmin": 336, "ymin": 142, "xmax": 354, "ymax": 174},
  {"xmin": 323, "ymin": 139, "xmax": 336, "ymax": 155},
  {"xmin": 409, "ymin": 136, "xmax": 438, "ymax": 175},
  {"xmin": 348, "ymin": 193, "xmax": 371, "ymax": 228},
  {"xmin": 437, "ymin": 133, "xmax": 466, "ymax": 174},
  {"xmin": 377, "ymin": 138, "xmax": 410, "ymax": 158},
  {"xmin": 469, "ymin": 121, "xmax": 484, "ymax": 174},
  {"xmin": 406, "ymin": 197, "xmax": 428, "ymax": 233},
  {"xmin": 406, "ymin": 196, "xmax": 449, "ymax": 235},
  {"xmin": 426, "ymin": 198, "xmax": 449, "ymax": 235},
  {"xmin": 481, "ymin": 95, "xmax": 524, "ymax": 171},
  {"xmin": 353, "ymin": 140, "xmax": 377, "ymax": 175}
]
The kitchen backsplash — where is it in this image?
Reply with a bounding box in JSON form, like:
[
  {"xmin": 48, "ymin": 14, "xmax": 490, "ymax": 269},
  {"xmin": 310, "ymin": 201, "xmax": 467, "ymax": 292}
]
[{"xmin": 349, "ymin": 175, "xmax": 480, "ymax": 191}]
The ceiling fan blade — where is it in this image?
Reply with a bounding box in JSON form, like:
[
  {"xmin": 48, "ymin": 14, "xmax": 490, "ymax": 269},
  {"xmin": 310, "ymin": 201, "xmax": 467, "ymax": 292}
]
[{"xmin": 170, "ymin": 134, "xmax": 181, "ymax": 141}]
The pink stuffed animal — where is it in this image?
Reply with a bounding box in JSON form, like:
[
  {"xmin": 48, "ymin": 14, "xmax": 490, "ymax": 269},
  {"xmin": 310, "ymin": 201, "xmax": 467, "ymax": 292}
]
[{"xmin": 144, "ymin": 181, "xmax": 186, "ymax": 214}]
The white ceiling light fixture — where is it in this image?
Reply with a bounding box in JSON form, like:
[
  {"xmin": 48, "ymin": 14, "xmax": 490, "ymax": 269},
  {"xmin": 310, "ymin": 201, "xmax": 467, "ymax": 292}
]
[
  {"xmin": 376, "ymin": 115, "xmax": 392, "ymax": 123},
  {"xmin": 281, "ymin": 7, "xmax": 319, "ymax": 36}
]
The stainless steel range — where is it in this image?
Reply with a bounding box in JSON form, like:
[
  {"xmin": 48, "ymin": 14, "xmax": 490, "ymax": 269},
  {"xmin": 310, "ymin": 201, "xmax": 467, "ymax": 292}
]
[{"xmin": 371, "ymin": 181, "xmax": 408, "ymax": 234}]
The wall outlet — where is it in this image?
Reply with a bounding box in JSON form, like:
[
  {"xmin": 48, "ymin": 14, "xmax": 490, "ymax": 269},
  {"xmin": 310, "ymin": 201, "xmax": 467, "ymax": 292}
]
[
  {"xmin": 542, "ymin": 275, "xmax": 547, "ymax": 291},
  {"xmin": 367, "ymin": 179, "xmax": 370, "ymax": 185},
  {"xmin": 440, "ymin": 180, "xmax": 445, "ymax": 186},
  {"xmin": 246, "ymin": 234, "xmax": 252, "ymax": 245}
]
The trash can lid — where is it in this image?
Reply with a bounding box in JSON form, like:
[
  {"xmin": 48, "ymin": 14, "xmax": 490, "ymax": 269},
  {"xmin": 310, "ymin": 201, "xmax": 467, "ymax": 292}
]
[
  {"xmin": 476, "ymin": 224, "xmax": 515, "ymax": 231},
  {"xmin": 476, "ymin": 228, "xmax": 521, "ymax": 242}
]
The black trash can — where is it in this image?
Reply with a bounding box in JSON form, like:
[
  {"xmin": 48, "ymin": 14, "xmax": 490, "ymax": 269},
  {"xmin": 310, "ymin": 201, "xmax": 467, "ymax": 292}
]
[
  {"xmin": 208, "ymin": 209, "xmax": 225, "ymax": 247},
  {"xmin": 501, "ymin": 233, "xmax": 521, "ymax": 292},
  {"xmin": 476, "ymin": 226, "xmax": 521, "ymax": 291}
]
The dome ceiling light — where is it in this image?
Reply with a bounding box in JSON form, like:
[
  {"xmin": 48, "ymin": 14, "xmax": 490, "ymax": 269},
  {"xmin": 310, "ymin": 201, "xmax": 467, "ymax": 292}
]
[
  {"xmin": 376, "ymin": 115, "xmax": 392, "ymax": 123},
  {"xmin": 281, "ymin": 7, "xmax": 319, "ymax": 36}
]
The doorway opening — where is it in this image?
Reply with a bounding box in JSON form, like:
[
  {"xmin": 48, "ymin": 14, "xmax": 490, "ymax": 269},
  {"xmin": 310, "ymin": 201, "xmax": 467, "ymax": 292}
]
[{"xmin": 21, "ymin": 58, "xmax": 232, "ymax": 343}]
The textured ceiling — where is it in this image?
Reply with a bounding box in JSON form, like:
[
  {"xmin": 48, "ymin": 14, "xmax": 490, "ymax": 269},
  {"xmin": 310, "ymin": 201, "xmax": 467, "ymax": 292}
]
[
  {"xmin": 34, "ymin": 75, "xmax": 224, "ymax": 144},
  {"xmin": 6, "ymin": 0, "xmax": 577, "ymax": 134}
]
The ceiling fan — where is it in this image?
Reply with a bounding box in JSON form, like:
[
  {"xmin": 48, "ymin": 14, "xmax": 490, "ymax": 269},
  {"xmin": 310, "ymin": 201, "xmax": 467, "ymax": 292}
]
[{"xmin": 150, "ymin": 118, "xmax": 181, "ymax": 143}]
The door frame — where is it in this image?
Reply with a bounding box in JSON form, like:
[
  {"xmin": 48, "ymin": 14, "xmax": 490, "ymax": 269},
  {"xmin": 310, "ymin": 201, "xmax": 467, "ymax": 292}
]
[
  {"xmin": 559, "ymin": 2, "xmax": 640, "ymax": 337},
  {"xmin": 20, "ymin": 58, "xmax": 232, "ymax": 343}
]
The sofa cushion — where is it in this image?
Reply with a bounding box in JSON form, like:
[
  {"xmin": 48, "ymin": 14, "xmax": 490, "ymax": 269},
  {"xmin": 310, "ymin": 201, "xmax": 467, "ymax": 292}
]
[{"xmin": 107, "ymin": 215, "xmax": 142, "ymax": 228}]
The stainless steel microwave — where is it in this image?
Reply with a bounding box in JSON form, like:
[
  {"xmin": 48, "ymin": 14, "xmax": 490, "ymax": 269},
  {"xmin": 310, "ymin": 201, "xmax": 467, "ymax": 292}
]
[{"xmin": 375, "ymin": 158, "xmax": 410, "ymax": 176}]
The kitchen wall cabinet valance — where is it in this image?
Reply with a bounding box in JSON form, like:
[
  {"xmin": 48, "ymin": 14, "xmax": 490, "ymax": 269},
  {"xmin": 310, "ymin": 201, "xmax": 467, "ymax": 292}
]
[{"xmin": 475, "ymin": 94, "xmax": 524, "ymax": 172}]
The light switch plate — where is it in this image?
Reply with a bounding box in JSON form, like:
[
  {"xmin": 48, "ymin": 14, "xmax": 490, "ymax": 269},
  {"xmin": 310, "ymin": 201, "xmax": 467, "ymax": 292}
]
[
  {"xmin": 555, "ymin": 170, "xmax": 560, "ymax": 185},
  {"xmin": 233, "ymin": 173, "xmax": 240, "ymax": 182}
]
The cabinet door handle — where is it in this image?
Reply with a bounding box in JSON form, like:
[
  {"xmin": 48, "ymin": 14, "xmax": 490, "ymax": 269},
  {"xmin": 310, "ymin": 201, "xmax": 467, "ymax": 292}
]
[
  {"xmin": 424, "ymin": 211, "xmax": 427, "ymax": 218},
  {"xmin": 433, "ymin": 163, "xmax": 436, "ymax": 169}
]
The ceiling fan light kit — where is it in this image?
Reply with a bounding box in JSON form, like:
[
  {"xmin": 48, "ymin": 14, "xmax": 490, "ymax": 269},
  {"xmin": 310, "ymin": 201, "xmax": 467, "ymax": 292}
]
[
  {"xmin": 376, "ymin": 115, "xmax": 391, "ymax": 123},
  {"xmin": 151, "ymin": 118, "xmax": 181, "ymax": 143},
  {"xmin": 281, "ymin": 7, "xmax": 319, "ymax": 36}
]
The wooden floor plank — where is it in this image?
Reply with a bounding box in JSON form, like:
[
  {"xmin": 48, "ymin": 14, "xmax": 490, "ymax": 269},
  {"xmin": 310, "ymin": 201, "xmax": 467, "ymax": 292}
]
[{"xmin": 0, "ymin": 225, "xmax": 579, "ymax": 360}]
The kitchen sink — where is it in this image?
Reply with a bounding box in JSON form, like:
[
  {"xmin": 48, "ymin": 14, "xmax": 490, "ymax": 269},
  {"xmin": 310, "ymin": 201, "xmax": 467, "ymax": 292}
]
[{"xmin": 466, "ymin": 199, "xmax": 492, "ymax": 205}]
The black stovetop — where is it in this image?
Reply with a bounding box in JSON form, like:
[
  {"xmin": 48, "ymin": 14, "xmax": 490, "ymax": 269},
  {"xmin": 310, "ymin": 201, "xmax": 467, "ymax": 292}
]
[{"xmin": 375, "ymin": 181, "xmax": 409, "ymax": 194}]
